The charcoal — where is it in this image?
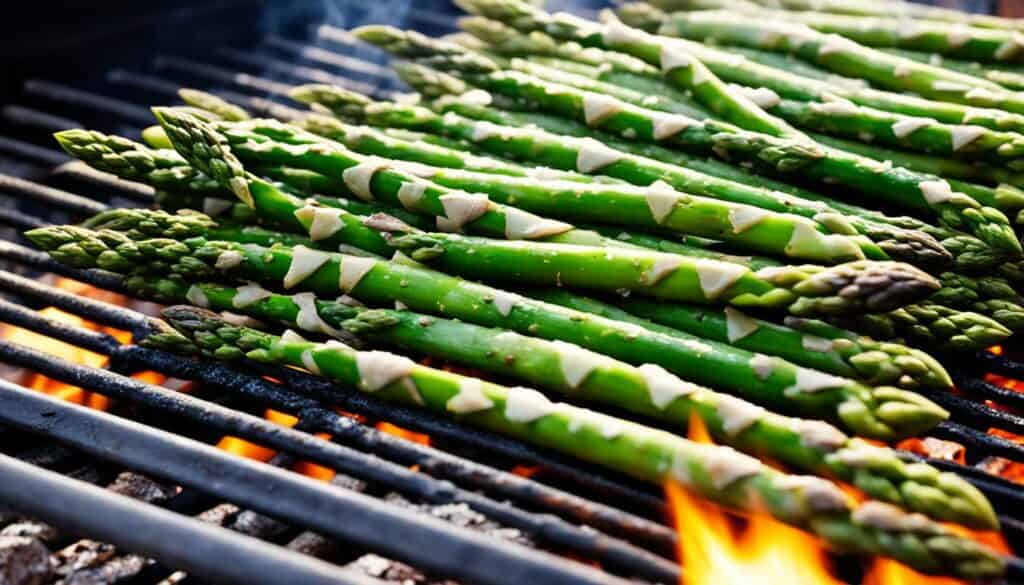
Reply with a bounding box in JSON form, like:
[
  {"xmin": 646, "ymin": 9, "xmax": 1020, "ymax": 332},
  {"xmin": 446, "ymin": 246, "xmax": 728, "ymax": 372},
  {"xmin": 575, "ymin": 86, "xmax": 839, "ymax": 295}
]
[
  {"xmin": 106, "ymin": 472, "xmax": 177, "ymax": 504},
  {"xmin": 194, "ymin": 503, "xmax": 240, "ymax": 526},
  {"xmin": 383, "ymin": 494, "xmax": 533, "ymax": 547},
  {"xmin": 345, "ymin": 553, "xmax": 458, "ymax": 585},
  {"xmin": 0, "ymin": 523, "xmax": 58, "ymax": 543},
  {"xmin": 52, "ymin": 540, "xmax": 116, "ymax": 576},
  {"xmin": 56, "ymin": 555, "xmax": 147, "ymax": 585},
  {"xmin": 0, "ymin": 535, "xmax": 52, "ymax": 585},
  {"xmin": 285, "ymin": 531, "xmax": 339, "ymax": 559},
  {"xmin": 230, "ymin": 510, "xmax": 288, "ymax": 540}
]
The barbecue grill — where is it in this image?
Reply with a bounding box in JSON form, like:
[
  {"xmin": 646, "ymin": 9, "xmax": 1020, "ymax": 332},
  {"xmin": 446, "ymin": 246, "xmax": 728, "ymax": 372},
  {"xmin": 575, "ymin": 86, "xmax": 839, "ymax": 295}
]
[{"xmin": 1, "ymin": 1, "xmax": 1023, "ymax": 584}]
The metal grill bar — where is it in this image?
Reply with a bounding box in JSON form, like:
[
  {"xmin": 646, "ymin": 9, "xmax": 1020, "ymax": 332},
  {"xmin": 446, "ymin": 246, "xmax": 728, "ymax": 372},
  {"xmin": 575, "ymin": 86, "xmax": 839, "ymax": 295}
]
[
  {"xmin": 0, "ymin": 173, "xmax": 109, "ymax": 214},
  {"xmin": 263, "ymin": 35, "xmax": 397, "ymax": 79},
  {"xmin": 951, "ymin": 369, "xmax": 1024, "ymax": 411},
  {"xmin": 0, "ymin": 449, "xmax": 379, "ymax": 585},
  {"xmin": 22, "ymin": 79, "xmax": 154, "ymax": 126},
  {"xmin": 0, "ymin": 350, "xmax": 630, "ymax": 585},
  {"xmin": 0, "ymin": 269, "xmax": 680, "ymax": 581},
  {"xmin": 216, "ymin": 47, "xmax": 381, "ymax": 96},
  {"xmin": 0, "ymin": 136, "xmax": 71, "ymax": 166}
]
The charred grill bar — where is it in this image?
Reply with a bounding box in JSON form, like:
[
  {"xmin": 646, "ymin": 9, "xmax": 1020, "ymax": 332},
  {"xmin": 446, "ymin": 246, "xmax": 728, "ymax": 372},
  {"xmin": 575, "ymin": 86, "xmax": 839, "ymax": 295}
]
[{"xmin": 2, "ymin": 1, "xmax": 1024, "ymax": 583}]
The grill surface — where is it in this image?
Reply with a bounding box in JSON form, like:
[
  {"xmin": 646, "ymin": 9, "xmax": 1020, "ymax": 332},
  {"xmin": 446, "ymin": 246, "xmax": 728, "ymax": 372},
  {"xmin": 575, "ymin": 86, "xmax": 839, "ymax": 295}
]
[{"xmin": 1, "ymin": 1, "xmax": 1024, "ymax": 584}]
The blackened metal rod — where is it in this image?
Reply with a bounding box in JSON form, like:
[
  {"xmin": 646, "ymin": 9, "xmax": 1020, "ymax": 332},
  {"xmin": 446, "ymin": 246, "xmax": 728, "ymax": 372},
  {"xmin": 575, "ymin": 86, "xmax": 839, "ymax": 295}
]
[
  {"xmin": 263, "ymin": 35, "xmax": 396, "ymax": 79},
  {"xmin": 0, "ymin": 293, "xmax": 680, "ymax": 580},
  {"xmin": 154, "ymin": 56, "xmax": 294, "ymax": 97},
  {"xmin": 0, "ymin": 136, "xmax": 71, "ymax": 166},
  {"xmin": 52, "ymin": 160, "xmax": 158, "ymax": 201},
  {"xmin": 0, "ymin": 409, "xmax": 377, "ymax": 585},
  {"xmin": 22, "ymin": 80, "xmax": 154, "ymax": 127},
  {"xmin": 105, "ymin": 69, "xmax": 185, "ymax": 97},
  {"xmin": 1, "ymin": 105, "xmax": 84, "ymax": 134},
  {"xmin": 0, "ymin": 371, "xmax": 627, "ymax": 585},
  {"xmin": 950, "ymin": 369, "xmax": 1024, "ymax": 411},
  {"xmin": 0, "ymin": 269, "xmax": 154, "ymax": 334},
  {"xmin": 0, "ymin": 207, "xmax": 48, "ymax": 230},
  {"xmin": 973, "ymin": 350, "xmax": 1024, "ymax": 380},
  {"xmin": 0, "ymin": 173, "xmax": 107, "ymax": 215},
  {"xmin": 215, "ymin": 47, "xmax": 381, "ymax": 96},
  {"xmin": 925, "ymin": 390, "xmax": 1024, "ymax": 436}
]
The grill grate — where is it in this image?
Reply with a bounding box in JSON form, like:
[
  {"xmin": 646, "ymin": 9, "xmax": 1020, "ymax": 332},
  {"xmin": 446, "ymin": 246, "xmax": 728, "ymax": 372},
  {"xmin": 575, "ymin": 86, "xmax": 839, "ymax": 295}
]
[{"xmin": 2, "ymin": 1, "xmax": 1024, "ymax": 584}]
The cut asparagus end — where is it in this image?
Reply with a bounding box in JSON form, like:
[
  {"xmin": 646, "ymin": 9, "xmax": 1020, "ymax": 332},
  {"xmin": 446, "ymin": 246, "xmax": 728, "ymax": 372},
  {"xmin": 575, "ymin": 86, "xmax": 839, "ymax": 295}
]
[
  {"xmin": 836, "ymin": 387, "xmax": 947, "ymax": 441},
  {"xmin": 81, "ymin": 208, "xmax": 217, "ymax": 240},
  {"xmin": 152, "ymin": 106, "xmax": 253, "ymax": 208},
  {"xmin": 178, "ymin": 88, "xmax": 251, "ymax": 122}
]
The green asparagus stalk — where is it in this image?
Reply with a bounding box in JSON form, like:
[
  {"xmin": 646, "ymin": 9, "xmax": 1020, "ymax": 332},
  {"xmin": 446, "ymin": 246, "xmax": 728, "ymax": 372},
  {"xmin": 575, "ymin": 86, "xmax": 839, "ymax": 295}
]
[
  {"xmin": 884, "ymin": 48, "xmax": 1024, "ymax": 91},
  {"xmin": 25, "ymin": 224, "xmax": 949, "ymax": 441},
  {"xmin": 458, "ymin": 70, "xmax": 1019, "ymax": 255},
  {"xmin": 125, "ymin": 278, "xmax": 988, "ymax": 528},
  {"xmin": 535, "ymin": 288, "xmax": 952, "ymax": 389},
  {"xmin": 715, "ymin": 0, "xmax": 1024, "ymax": 32},
  {"xmin": 294, "ymin": 85, "xmax": 962, "ymax": 272},
  {"xmin": 352, "ymin": 26, "xmax": 1020, "ymax": 257},
  {"xmin": 54, "ymin": 129, "xmax": 224, "ymax": 194},
  {"xmin": 824, "ymin": 303, "xmax": 1013, "ymax": 354},
  {"xmin": 653, "ymin": 10, "xmax": 1024, "ymax": 111},
  {"xmin": 460, "ymin": 0, "xmax": 1024, "ymax": 134},
  {"xmin": 152, "ymin": 106, "xmax": 627, "ymax": 249},
  {"xmin": 499, "ymin": 51, "xmax": 1024, "ymax": 186},
  {"xmin": 417, "ymin": 92, "xmax": 974, "ymax": 273},
  {"xmin": 736, "ymin": 8, "xmax": 1024, "ymax": 64},
  {"xmin": 383, "ymin": 229, "xmax": 938, "ymax": 315},
  {"xmin": 358, "ymin": 23, "xmax": 804, "ymax": 139},
  {"xmin": 146, "ymin": 306, "xmax": 1003, "ymax": 579},
  {"xmin": 225, "ymin": 125, "xmax": 885, "ymax": 264},
  {"xmin": 929, "ymin": 273, "xmax": 1024, "ymax": 332},
  {"xmin": 86, "ymin": 206, "xmax": 952, "ymax": 390}
]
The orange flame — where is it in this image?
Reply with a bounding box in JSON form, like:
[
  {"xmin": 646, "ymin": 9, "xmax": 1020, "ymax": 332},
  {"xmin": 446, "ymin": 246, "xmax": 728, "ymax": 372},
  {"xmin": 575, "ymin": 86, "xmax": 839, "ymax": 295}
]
[
  {"xmin": 0, "ymin": 278, "xmax": 166, "ymax": 409},
  {"xmin": 665, "ymin": 415, "xmax": 843, "ymax": 585},
  {"xmin": 218, "ymin": 409, "xmax": 336, "ymax": 482},
  {"xmin": 376, "ymin": 422, "xmax": 431, "ymax": 446},
  {"xmin": 664, "ymin": 416, "xmax": 994, "ymax": 585}
]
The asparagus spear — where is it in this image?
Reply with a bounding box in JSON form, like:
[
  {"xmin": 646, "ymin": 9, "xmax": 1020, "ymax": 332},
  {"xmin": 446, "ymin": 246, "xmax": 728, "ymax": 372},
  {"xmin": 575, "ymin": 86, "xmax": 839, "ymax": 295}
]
[
  {"xmin": 737, "ymin": 8, "xmax": 1024, "ymax": 64},
  {"xmin": 349, "ymin": 23, "xmax": 1019, "ymax": 255},
  {"xmin": 653, "ymin": 10, "xmax": 1024, "ymax": 111},
  {"xmin": 147, "ymin": 307, "xmax": 1003, "ymax": 579},
  {"xmin": 228, "ymin": 130, "xmax": 884, "ymax": 264},
  {"xmin": 884, "ymin": 48, "xmax": 1024, "ymax": 91},
  {"xmin": 126, "ymin": 278, "xmax": 987, "ymax": 528},
  {"xmin": 499, "ymin": 51, "xmax": 1024, "ymax": 184},
  {"xmin": 827, "ymin": 302, "xmax": 1014, "ymax": 353},
  {"xmin": 384, "ymin": 230, "xmax": 939, "ymax": 316},
  {"xmin": 152, "ymin": 107, "xmax": 629, "ymax": 250},
  {"xmin": 712, "ymin": 0, "xmax": 1024, "ymax": 31},
  {"xmin": 25, "ymin": 225, "xmax": 949, "ymax": 441},
  {"xmin": 294, "ymin": 85, "xmax": 961, "ymax": 272},
  {"xmin": 357, "ymin": 23, "xmax": 804, "ymax": 139},
  {"xmin": 387, "ymin": 61, "xmax": 1019, "ymax": 257},
  {"xmin": 461, "ymin": 0, "xmax": 1024, "ymax": 134}
]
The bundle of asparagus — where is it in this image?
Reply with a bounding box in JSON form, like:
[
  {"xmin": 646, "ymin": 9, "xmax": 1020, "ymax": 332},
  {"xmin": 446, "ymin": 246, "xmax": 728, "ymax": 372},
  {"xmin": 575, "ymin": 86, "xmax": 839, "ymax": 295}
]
[{"xmin": 26, "ymin": 0, "xmax": 1024, "ymax": 576}]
